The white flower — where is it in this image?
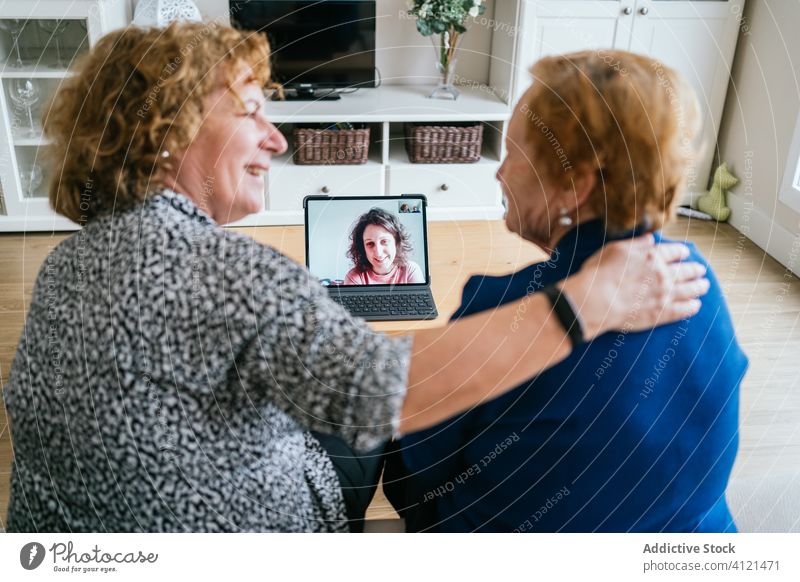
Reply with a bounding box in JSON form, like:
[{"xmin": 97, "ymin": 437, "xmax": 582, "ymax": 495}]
[
  {"xmin": 473, "ymin": 0, "xmax": 482, "ymax": 5},
  {"xmin": 469, "ymin": 6, "xmax": 479, "ymax": 17}
]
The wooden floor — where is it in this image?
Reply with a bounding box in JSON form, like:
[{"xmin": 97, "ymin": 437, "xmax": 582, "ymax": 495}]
[{"xmin": 1, "ymin": 217, "xmax": 799, "ymax": 528}]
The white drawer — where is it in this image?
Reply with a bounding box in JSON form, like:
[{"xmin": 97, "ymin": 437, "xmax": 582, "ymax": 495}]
[
  {"xmin": 267, "ymin": 164, "xmax": 385, "ymax": 211},
  {"xmin": 388, "ymin": 164, "xmax": 500, "ymax": 207}
]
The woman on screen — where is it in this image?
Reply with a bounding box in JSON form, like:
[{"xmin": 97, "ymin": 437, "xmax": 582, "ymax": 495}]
[{"xmin": 344, "ymin": 208, "xmax": 425, "ymax": 285}]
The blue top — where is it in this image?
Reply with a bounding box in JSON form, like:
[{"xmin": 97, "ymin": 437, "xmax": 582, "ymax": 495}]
[{"xmin": 395, "ymin": 220, "xmax": 747, "ymax": 532}]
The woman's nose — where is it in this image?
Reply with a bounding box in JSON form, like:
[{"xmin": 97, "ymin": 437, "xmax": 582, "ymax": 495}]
[
  {"xmin": 496, "ymin": 158, "xmax": 507, "ymax": 183},
  {"xmin": 262, "ymin": 121, "xmax": 288, "ymax": 155}
]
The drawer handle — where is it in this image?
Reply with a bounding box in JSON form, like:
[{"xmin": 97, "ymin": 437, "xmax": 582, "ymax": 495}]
[
  {"xmin": 321, "ymin": 186, "xmax": 330, "ymax": 194},
  {"xmin": 622, "ymin": 6, "xmax": 632, "ymax": 15},
  {"xmin": 639, "ymin": 6, "xmax": 649, "ymax": 15},
  {"xmin": 440, "ymin": 183, "xmax": 449, "ymax": 191}
]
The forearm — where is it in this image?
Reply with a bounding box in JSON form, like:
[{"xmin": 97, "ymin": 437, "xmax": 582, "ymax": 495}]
[{"xmin": 400, "ymin": 291, "xmax": 570, "ymax": 434}]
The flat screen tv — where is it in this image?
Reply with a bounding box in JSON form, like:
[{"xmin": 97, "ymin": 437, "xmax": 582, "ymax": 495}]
[{"xmin": 230, "ymin": 0, "xmax": 376, "ymax": 99}]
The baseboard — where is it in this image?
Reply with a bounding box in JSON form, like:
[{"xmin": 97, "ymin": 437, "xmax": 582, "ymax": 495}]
[
  {"xmin": 682, "ymin": 188, "xmax": 705, "ymax": 209},
  {"xmin": 727, "ymin": 194, "xmax": 800, "ymax": 278}
]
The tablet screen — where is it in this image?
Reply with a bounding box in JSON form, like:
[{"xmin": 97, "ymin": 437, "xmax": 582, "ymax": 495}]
[{"xmin": 305, "ymin": 196, "xmax": 429, "ymax": 287}]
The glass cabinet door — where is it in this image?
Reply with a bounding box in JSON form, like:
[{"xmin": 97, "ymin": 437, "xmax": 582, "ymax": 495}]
[
  {"xmin": 0, "ymin": 0, "xmax": 111, "ymax": 229},
  {"xmin": 0, "ymin": 18, "xmax": 89, "ymax": 71}
]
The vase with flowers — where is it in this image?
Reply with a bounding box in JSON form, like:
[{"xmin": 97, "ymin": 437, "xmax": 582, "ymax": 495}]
[{"xmin": 407, "ymin": 0, "xmax": 486, "ymax": 100}]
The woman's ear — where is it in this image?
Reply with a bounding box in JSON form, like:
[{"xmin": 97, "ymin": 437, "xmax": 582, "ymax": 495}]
[
  {"xmin": 563, "ymin": 164, "xmax": 597, "ymax": 213},
  {"xmin": 573, "ymin": 164, "xmax": 598, "ymax": 206}
]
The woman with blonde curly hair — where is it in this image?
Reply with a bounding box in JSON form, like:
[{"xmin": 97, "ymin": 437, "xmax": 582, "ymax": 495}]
[
  {"xmin": 386, "ymin": 50, "xmax": 748, "ymax": 533},
  {"xmin": 4, "ymin": 25, "xmax": 709, "ymax": 533}
]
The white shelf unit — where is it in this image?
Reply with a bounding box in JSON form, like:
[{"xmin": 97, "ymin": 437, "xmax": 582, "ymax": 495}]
[
  {"xmin": 0, "ymin": 0, "xmax": 130, "ymax": 232},
  {"xmin": 0, "ymin": 0, "xmax": 520, "ymax": 230},
  {"xmin": 232, "ymin": 85, "xmax": 512, "ymax": 227}
]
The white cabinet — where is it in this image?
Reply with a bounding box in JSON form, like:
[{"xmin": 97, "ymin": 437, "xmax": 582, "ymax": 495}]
[
  {"xmin": 389, "ymin": 164, "xmax": 500, "ymax": 209},
  {"xmin": 515, "ymin": 0, "xmax": 745, "ymax": 197},
  {"xmin": 268, "ymin": 163, "xmax": 386, "ymax": 211},
  {"xmin": 388, "ymin": 139, "xmax": 501, "ymax": 211},
  {"xmin": 0, "ymin": 0, "xmax": 130, "ymax": 232},
  {"xmin": 231, "ymin": 85, "xmax": 511, "ymax": 227},
  {"xmin": 516, "ymin": 1, "xmax": 634, "ymax": 64}
]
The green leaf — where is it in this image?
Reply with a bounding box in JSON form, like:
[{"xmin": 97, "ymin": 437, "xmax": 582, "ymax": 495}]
[{"xmin": 416, "ymin": 20, "xmax": 433, "ymax": 36}]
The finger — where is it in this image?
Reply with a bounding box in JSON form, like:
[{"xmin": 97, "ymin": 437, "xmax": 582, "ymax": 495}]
[
  {"xmin": 625, "ymin": 233, "xmax": 655, "ymax": 252},
  {"xmin": 670, "ymin": 277, "xmax": 711, "ymax": 301},
  {"xmin": 657, "ymin": 299, "xmax": 702, "ymax": 324},
  {"xmin": 605, "ymin": 233, "xmax": 654, "ymax": 254},
  {"xmin": 654, "ymin": 243, "xmax": 691, "ymax": 264},
  {"xmin": 669, "ymin": 261, "xmax": 707, "ymax": 283}
]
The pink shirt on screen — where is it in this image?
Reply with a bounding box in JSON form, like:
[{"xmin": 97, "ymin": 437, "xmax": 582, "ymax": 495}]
[{"xmin": 344, "ymin": 261, "xmax": 424, "ymax": 285}]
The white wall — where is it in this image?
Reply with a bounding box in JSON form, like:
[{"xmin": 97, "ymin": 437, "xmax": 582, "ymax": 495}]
[
  {"xmin": 374, "ymin": 0, "xmax": 494, "ymax": 86},
  {"xmin": 155, "ymin": 0, "xmax": 496, "ymax": 85},
  {"xmin": 717, "ymin": 0, "xmax": 800, "ymax": 276}
]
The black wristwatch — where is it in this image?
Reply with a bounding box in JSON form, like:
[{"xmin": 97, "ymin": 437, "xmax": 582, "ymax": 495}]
[{"xmin": 542, "ymin": 285, "xmax": 585, "ymax": 348}]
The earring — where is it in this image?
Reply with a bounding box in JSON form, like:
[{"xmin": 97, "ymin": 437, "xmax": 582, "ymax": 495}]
[
  {"xmin": 558, "ymin": 207, "xmax": 573, "ymax": 227},
  {"xmin": 160, "ymin": 150, "xmax": 170, "ymax": 158}
]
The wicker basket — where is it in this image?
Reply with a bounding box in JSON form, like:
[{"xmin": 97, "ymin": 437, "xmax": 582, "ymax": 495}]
[
  {"xmin": 292, "ymin": 127, "xmax": 370, "ymax": 165},
  {"xmin": 405, "ymin": 122, "xmax": 483, "ymax": 164}
]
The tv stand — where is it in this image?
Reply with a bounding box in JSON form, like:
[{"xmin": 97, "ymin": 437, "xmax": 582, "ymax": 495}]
[
  {"xmin": 233, "ymin": 84, "xmax": 511, "ymax": 228},
  {"xmin": 278, "ymin": 87, "xmax": 342, "ymax": 101},
  {"xmin": 0, "ymin": 0, "xmax": 516, "ymax": 232}
]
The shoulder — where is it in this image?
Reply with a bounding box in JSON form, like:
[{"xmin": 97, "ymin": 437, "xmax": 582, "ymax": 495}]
[
  {"xmin": 656, "ymin": 234, "xmax": 719, "ymax": 294},
  {"xmin": 220, "ymin": 230, "xmax": 324, "ymax": 301},
  {"xmin": 655, "ymin": 233, "xmax": 747, "ymax": 360},
  {"xmin": 29, "ymin": 231, "xmax": 84, "ymax": 301},
  {"xmin": 404, "ymin": 261, "xmax": 424, "ymax": 281},
  {"xmin": 655, "ymin": 232, "xmax": 702, "ymax": 260},
  {"xmin": 453, "ymin": 261, "xmax": 558, "ymax": 320},
  {"xmin": 138, "ymin": 203, "xmax": 328, "ymax": 325},
  {"xmin": 453, "ymin": 274, "xmax": 508, "ymax": 319},
  {"xmin": 344, "ymin": 268, "xmax": 364, "ymax": 285}
]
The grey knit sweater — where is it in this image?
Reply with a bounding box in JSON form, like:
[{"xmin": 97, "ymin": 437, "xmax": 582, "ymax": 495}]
[{"xmin": 5, "ymin": 190, "xmax": 410, "ymax": 532}]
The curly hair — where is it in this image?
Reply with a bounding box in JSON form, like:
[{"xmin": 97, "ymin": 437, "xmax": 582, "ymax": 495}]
[
  {"xmin": 43, "ymin": 22, "xmax": 276, "ymax": 224},
  {"xmin": 521, "ymin": 50, "xmax": 700, "ymax": 232},
  {"xmin": 347, "ymin": 208, "xmax": 413, "ymax": 274}
]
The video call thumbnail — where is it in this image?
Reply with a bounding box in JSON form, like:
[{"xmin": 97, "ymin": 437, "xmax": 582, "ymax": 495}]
[{"xmin": 306, "ymin": 198, "xmax": 427, "ymax": 286}]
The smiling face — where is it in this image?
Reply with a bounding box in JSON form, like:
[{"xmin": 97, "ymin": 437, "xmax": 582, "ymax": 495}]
[
  {"xmin": 497, "ymin": 98, "xmax": 559, "ymax": 249},
  {"xmin": 497, "ymin": 86, "xmax": 598, "ymax": 250},
  {"xmin": 363, "ymin": 224, "xmax": 398, "ymax": 274},
  {"xmin": 166, "ymin": 67, "xmax": 288, "ymax": 224}
]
